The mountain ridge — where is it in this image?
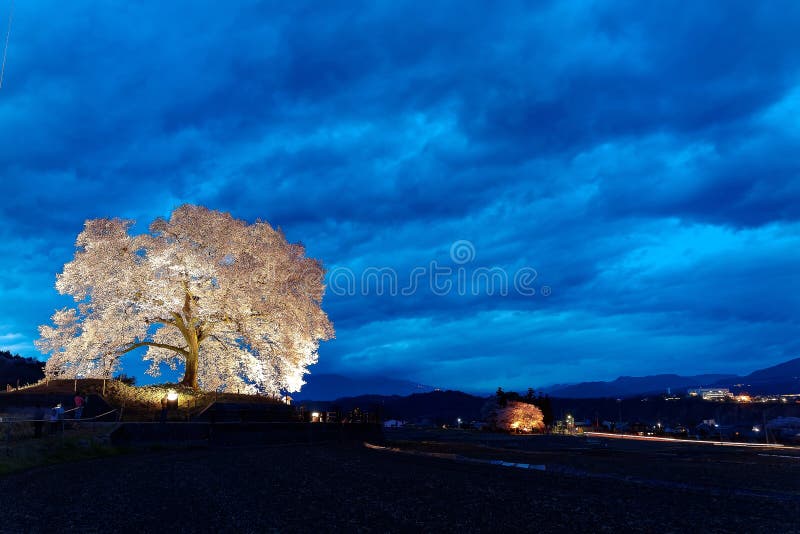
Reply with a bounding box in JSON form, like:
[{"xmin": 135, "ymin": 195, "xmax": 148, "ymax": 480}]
[
  {"xmin": 545, "ymin": 357, "xmax": 800, "ymax": 398},
  {"xmin": 292, "ymin": 373, "xmax": 434, "ymax": 401},
  {"xmin": 295, "ymin": 357, "xmax": 800, "ymax": 400},
  {"xmin": 545, "ymin": 373, "xmax": 737, "ymax": 398}
]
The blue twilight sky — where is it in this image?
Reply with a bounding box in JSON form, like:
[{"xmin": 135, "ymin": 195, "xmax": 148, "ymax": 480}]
[{"xmin": 1, "ymin": 1, "xmax": 799, "ymax": 392}]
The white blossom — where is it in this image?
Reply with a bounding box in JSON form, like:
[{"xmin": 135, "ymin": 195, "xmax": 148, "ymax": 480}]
[{"xmin": 36, "ymin": 205, "xmax": 334, "ymax": 393}]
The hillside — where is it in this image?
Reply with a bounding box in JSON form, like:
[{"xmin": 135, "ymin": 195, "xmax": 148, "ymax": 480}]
[
  {"xmin": 0, "ymin": 350, "xmax": 44, "ymax": 388},
  {"xmin": 712, "ymin": 357, "xmax": 800, "ymax": 394},
  {"xmin": 544, "ymin": 356, "xmax": 800, "ymax": 398},
  {"xmin": 739, "ymin": 357, "xmax": 800, "ymax": 382},
  {"xmin": 546, "ymin": 373, "xmax": 736, "ymax": 399}
]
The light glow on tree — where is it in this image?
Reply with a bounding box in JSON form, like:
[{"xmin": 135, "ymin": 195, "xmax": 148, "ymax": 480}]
[
  {"xmin": 36, "ymin": 205, "xmax": 334, "ymax": 393},
  {"xmin": 495, "ymin": 401, "xmax": 544, "ymax": 433}
]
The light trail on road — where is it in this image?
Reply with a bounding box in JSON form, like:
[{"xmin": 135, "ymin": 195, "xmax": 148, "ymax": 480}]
[{"xmin": 584, "ymin": 431, "xmax": 800, "ymax": 451}]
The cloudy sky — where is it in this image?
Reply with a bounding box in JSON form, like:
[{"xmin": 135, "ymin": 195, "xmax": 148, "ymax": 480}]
[{"xmin": 1, "ymin": 1, "xmax": 799, "ymax": 392}]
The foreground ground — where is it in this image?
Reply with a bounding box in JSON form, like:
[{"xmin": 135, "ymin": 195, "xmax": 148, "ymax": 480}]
[{"xmin": 1, "ymin": 430, "xmax": 799, "ymax": 533}]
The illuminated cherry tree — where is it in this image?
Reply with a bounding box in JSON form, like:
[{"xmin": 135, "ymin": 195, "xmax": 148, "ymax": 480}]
[
  {"xmin": 36, "ymin": 205, "xmax": 334, "ymax": 394},
  {"xmin": 496, "ymin": 401, "xmax": 544, "ymax": 433}
]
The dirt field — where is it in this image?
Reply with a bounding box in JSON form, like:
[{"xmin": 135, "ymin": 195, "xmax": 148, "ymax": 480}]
[
  {"xmin": 385, "ymin": 428, "xmax": 800, "ymax": 499},
  {"xmin": 0, "ymin": 430, "xmax": 798, "ymax": 533}
]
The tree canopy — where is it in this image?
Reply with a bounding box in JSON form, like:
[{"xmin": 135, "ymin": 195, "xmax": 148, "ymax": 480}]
[
  {"xmin": 495, "ymin": 401, "xmax": 544, "ymax": 433},
  {"xmin": 36, "ymin": 205, "xmax": 334, "ymax": 393}
]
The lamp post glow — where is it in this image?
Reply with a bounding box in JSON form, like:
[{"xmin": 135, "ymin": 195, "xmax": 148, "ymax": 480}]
[{"xmin": 166, "ymin": 390, "xmax": 178, "ymax": 409}]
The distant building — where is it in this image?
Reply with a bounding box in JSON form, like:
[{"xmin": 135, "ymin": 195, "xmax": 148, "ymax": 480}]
[
  {"xmin": 383, "ymin": 419, "xmax": 405, "ymax": 428},
  {"xmin": 687, "ymin": 388, "xmax": 732, "ymax": 401}
]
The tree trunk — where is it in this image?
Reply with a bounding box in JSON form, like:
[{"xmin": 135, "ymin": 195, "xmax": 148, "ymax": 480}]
[
  {"xmin": 178, "ymin": 291, "xmax": 201, "ymax": 389},
  {"xmin": 181, "ymin": 347, "xmax": 199, "ymax": 389}
]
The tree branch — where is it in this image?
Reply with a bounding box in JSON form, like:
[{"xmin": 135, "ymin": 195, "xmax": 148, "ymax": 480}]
[
  {"xmin": 117, "ymin": 341, "xmax": 190, "ymax": 357},
  {"xmin": 145, "ymin": 317, "xmax": 178, "ymax": 331}
]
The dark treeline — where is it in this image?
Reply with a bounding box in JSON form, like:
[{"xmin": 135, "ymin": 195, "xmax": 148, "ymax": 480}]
[
  {"xmin": 0, "ymin": 349, "xmax": 45, "ymax": 387},
  {"xmin": 303, "ymin": 387, "xmax": 799, "ymax": 431},
  {"xmin": 305, "ymin": 388, "xmax": 557, "ymax": 427},
  {"xmin": 303, "ymin": 390, "xmax": 488, "ymax": 426}
]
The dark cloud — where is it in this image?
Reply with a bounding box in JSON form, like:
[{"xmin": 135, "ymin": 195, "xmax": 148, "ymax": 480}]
[{"xmin": 1, "ymin": 1, "xmax": 799, "ymax": 390}]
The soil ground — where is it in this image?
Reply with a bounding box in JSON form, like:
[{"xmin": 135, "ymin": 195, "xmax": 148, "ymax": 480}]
[{"xmin": 0, "ymin": 428, "xmax": 798, "ymax": 533}]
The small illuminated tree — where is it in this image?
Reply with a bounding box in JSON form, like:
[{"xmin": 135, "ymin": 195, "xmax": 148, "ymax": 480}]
[
  {"xmin": 36, "ymin": 205, "xmax": 334, "ymax": 394},
  {"xmin": 495, "ymin": 401, "xmax": 544, "ymax": 433}
]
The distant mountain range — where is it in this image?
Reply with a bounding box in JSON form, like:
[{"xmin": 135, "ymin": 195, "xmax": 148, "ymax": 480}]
[
  {"xmin": 292, "ymin": 373, "xmax": 434, "ymax": 401},
  {"xmin": 544, "ymin": 374, "xmax": 737, "ymax": 399},
  {"xmin": 290, "ymin": 358, "xmax": 800, "ymax": 427},
  {"xmin": 294, "ymin": 358, "xmax": 800, "ymax": 401},
  {"xmin": 544, "ymin": 357, "xmax": 800, "ymax": 398},
  {"xmin": 723, "ymin": 357, "xmax": 800, "ymax": 394},
  {"xmin": 296, "ymin": 358, "xmax": 800, "ymax": 401}
]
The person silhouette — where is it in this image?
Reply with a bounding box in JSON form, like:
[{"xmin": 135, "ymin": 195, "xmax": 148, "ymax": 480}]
[{"xmin": 73, "ymin": 392, "xmax": 85, "ymax": 420}]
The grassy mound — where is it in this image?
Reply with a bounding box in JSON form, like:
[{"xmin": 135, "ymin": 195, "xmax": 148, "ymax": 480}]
[
  {"xmin": 0, "ymin": 425, "xmax": 121, "ymax": 476},
  {"xmin": 2, "ymin": 379, "xmax": 288, "ymax": 421},
  {"xmin": 103, "ymin": 382, "xmax": 285, "ymax": 420}
]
